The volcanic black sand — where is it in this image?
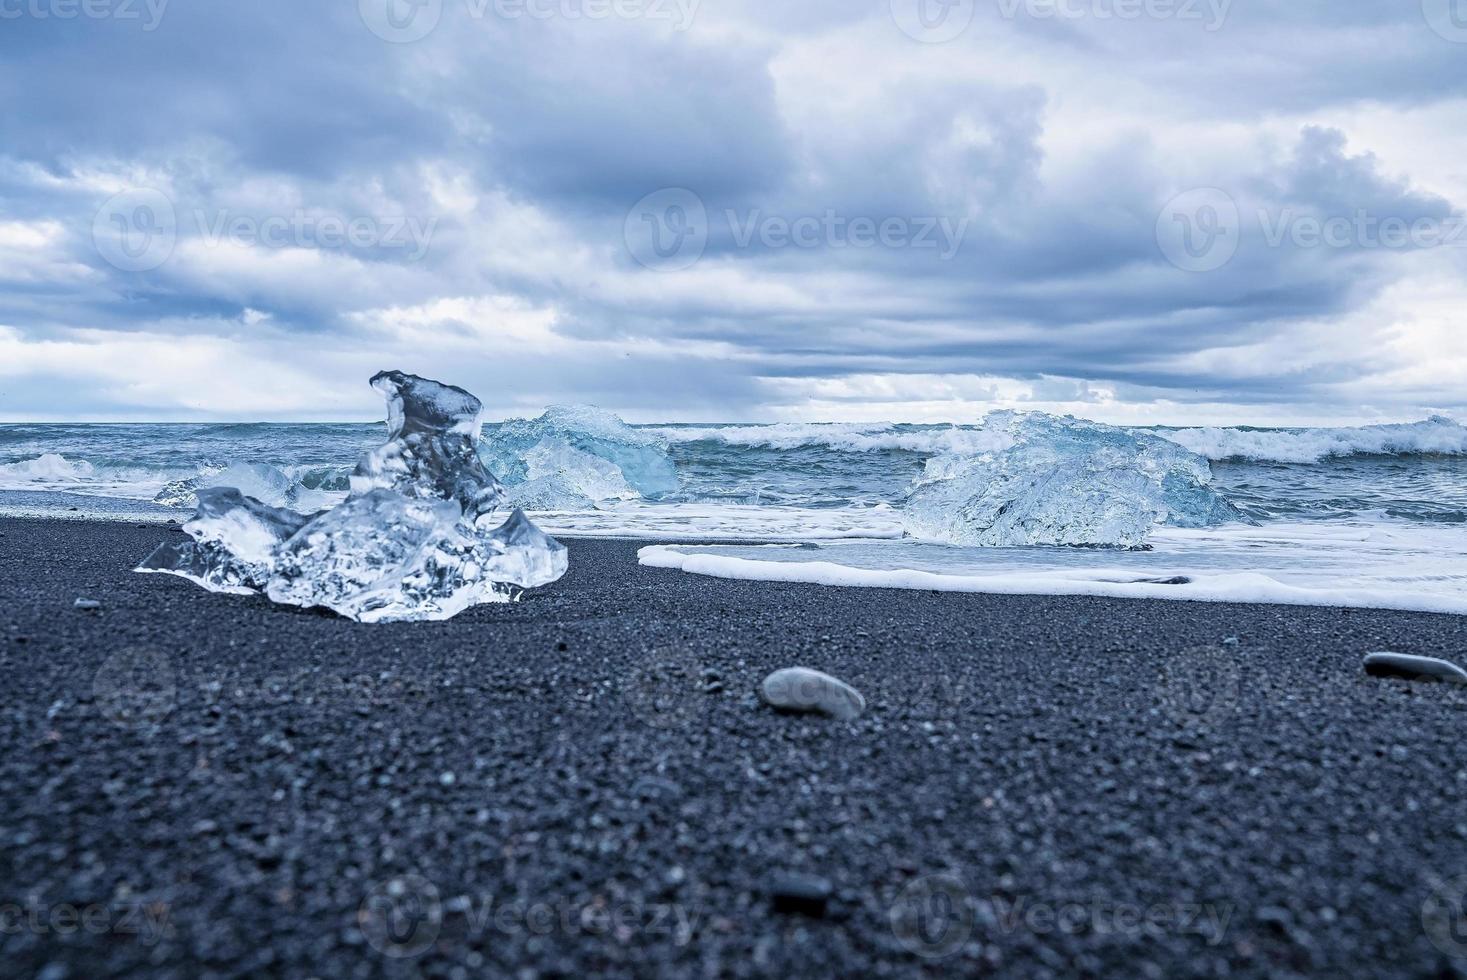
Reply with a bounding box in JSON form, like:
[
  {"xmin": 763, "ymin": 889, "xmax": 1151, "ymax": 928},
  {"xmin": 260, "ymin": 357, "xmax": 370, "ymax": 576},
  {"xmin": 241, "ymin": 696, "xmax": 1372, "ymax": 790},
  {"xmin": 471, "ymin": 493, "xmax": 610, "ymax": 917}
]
[{"xmin": 4, "ymin": 517, "xmax": 1467, "ymax": 978}]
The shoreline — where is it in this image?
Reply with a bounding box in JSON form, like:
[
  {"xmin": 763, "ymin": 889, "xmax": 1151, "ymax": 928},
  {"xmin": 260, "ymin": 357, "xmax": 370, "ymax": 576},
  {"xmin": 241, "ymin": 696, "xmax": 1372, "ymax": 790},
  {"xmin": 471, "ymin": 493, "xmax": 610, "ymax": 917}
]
[{"xmin": 4, "ymin": 515, "xmax": 1467, "ymax": 976}]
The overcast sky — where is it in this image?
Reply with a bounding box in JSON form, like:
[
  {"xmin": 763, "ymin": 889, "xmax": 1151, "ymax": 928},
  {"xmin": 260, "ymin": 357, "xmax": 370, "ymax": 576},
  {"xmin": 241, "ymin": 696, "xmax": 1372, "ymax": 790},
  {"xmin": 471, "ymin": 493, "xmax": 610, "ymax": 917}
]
[{"xmin": 2, "ymin": 0, "xmax": 1466, "ymax": 424}]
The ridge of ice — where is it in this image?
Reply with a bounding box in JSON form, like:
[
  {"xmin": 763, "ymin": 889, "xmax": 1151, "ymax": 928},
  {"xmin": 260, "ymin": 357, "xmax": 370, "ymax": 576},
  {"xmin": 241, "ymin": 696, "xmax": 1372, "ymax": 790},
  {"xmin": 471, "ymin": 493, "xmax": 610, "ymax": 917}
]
[
  {"xmin": 902, "ymin": 411, "xmax": 1244, "ymax": 548},
  {"xmin": 482, "ymin": 404, "xmax": 678, "ymax": 508},
  {"xmin": 137, "ymin": 372, "xmax": 567, "ymax": 622}
]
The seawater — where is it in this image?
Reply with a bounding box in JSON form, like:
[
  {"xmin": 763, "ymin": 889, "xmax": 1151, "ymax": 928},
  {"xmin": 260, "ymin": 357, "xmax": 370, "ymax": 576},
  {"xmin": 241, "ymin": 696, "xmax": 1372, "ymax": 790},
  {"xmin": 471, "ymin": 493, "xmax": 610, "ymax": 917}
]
[{"xmin": 3, "ymin": 415, "xmax": 1466, "ymax": 612}]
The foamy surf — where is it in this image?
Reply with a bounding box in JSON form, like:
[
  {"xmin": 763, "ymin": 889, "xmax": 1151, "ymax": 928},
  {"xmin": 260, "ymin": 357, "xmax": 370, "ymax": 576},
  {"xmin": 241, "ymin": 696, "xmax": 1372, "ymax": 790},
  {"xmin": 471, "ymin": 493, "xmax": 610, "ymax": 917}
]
[{"xmin": 639, "ymin": 520, "xmax": 1467, "ymax": 615}]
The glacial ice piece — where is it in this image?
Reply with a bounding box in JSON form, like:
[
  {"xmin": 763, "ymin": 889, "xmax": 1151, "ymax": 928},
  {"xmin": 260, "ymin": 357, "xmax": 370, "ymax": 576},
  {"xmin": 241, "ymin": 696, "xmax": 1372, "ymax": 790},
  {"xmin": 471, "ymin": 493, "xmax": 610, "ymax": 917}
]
[
  {"xmin": 137, "ymin": 372, "xmax": 567, "ymax": 622},
  {"xmin": 137, "ymin": 487, "xmax": 315, "ymax": 593},
  {"xmin": 902, "ymin": 412, "xmax": 1245, "ymax": 548},
  {"xmin": 481, "ymin": 404, "xmax": 678, "ymax": 508}
]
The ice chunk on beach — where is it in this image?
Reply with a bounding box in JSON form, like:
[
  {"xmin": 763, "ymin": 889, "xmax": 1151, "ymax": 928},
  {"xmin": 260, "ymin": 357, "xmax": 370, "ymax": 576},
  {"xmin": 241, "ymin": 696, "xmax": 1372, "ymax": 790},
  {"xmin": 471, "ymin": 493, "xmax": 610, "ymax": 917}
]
[
  {"xmin": 902, "ymin": 412, "xmax": 1244, "ymax": 548},
  {"xmin": 481, "ymin": 404, "xmax": 678, "ymax": 508},
  {"xmin": 137, "ymin": 372, "xmax": 567, "ymax": 622},
  {"xmin": 137, "ymin": 487, "xmax": 315, "ymax": 593}
]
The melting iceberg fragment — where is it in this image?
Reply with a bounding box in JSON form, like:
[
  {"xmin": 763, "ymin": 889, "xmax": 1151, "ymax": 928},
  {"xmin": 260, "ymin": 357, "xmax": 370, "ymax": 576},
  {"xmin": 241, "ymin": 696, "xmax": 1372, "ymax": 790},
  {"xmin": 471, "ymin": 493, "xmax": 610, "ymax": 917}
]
[
  {"xmin": 137, "ymin": 372, "xmax": 568, "ymax": 622},
  {"xmin": 137, "ymin": 487, "xmax": 316, "ymax": 593},
  {"xmin": 902, "ymin": 412, "xmax": 1245, "ymax": 548},
  {"xmin": 481, "ymin": 404, "xmax": 678, "ymax": 508}
]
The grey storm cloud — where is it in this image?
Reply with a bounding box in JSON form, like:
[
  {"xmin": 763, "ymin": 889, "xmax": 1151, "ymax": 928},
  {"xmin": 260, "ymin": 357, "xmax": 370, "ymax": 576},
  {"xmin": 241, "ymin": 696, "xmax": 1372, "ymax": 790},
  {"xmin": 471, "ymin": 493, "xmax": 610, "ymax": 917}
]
[{"xmin": 0, "ymin": 0, "xmax": 1465, "ymax": 421}]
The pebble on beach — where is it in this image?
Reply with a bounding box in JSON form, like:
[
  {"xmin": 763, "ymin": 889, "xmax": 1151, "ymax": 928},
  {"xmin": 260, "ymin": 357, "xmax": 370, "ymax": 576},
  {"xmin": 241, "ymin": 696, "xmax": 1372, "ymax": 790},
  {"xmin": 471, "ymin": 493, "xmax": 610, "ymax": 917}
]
[
  {"xmin": 768, "ymin": 872, "xmax": 833, "ymax": 917},
  {"xmin": 760, "ymin": 667, "xmax": 865, "ymax": 721},
  {"xmin": 1363, "ymin": 652, "xmax": 1467, "ymax": 685}
]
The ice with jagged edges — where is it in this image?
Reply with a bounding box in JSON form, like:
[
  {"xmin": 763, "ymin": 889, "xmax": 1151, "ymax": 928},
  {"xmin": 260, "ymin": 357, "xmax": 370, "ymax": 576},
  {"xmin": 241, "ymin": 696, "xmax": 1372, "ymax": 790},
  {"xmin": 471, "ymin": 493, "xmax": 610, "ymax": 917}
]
[
  {"xmin": 902, "ymin": 412, "xmax": 1246, "ymax": 548},
  {"xmin": 136, "ymin": 371, "xmax": 568, "ymax": 622},
  {"xmin": 480, "ymin": 404, "xmax": 679, "ymax": 509}
]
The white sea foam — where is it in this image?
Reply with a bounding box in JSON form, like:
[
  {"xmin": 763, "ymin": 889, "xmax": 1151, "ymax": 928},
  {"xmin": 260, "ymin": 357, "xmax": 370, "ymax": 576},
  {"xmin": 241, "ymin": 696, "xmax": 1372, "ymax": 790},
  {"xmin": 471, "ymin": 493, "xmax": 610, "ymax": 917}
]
[{"xmin": 639, "ymin": 520, "xmax": 1467, "ymax": 615}]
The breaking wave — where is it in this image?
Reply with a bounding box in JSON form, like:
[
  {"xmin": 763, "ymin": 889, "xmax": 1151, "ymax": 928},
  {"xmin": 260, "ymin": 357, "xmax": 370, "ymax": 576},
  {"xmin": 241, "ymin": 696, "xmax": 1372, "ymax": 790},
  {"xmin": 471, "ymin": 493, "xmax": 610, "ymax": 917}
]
[
  {"xmin": 655, "ymin": 422, "xmax": 1012, "ymax": 456},
  {"xmin": 655, "ymin": 416, "xmax": 1467, "ymax": 465},
  {"xmin": 1161, "ymin": 416, "xmax": 1467, "ymax": 463}
]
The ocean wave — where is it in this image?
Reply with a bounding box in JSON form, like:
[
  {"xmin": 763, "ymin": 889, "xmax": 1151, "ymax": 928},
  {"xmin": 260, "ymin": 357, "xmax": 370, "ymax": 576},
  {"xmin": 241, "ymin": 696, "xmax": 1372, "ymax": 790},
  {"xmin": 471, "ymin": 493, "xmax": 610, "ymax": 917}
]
[
  {"xmin": 0, "ymin": 453, "xmax": 179, "ymax": 498},
  {"xmin": 657, "ymin": 416, "xmax": 1467, "ymax": 466},
  {"xmin": 1162, "ymin": 416, "xmax": 1467, "ymax": 463},
  {"xmin": 653, "ymin": 422, "xmax": 1012, "ymax": 456},
  {"xmin": 0, "ymin": 453, "xmax": 97, "ymax": 483}
]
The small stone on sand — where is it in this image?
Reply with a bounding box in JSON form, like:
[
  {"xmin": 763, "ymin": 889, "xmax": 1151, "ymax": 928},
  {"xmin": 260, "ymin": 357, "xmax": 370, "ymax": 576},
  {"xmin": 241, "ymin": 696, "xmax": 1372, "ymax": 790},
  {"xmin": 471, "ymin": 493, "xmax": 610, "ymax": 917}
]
[
  {"xmin": 1363, "ymin": 652, "xmax": 1467, "ymax": 685},
  {"xmin": 760, "ymin": 667, "xmax": 865, "ymax": 720},
  {"xmin": 769, "ymin": 872, "xmax": 832, "ymax": 917}
]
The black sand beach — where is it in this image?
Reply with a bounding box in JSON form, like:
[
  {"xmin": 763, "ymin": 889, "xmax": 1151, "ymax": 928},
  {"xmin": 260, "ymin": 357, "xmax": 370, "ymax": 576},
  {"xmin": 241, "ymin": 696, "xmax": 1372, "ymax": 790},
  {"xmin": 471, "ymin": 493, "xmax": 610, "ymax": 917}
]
[{"xmin": 4, "ymin": 516, "xmax": 1467, "ymax": 978}]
